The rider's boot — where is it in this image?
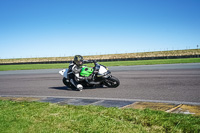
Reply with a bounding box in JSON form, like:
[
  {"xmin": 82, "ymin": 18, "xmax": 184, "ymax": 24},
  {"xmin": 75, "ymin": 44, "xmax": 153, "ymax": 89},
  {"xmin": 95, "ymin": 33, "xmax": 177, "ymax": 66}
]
[
  {"xmin": 70, "ymin": 79, "xmax": 83, "ymax": 91},
  {"xmin": 77, "ymin": 84, "xmax": 83, "ymax": 91}
]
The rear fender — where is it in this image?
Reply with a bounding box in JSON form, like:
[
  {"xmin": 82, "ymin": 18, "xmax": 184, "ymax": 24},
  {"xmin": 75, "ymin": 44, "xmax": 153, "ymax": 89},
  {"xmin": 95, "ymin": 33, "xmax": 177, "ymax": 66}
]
[{"xmin": 59, "ymin": 69, "xmax": 68, "ymax": 78}]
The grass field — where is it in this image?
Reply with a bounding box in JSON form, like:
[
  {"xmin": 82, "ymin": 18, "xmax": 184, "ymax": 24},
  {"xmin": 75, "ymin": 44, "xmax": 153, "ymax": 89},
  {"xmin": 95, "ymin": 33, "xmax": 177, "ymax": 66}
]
[
  {"xmin": 0, "ymin": 100, "xmax": 199, "ymax": 133},
  {"xmin": 0, "ymin": 49, "xmax": 200, "ymax": 64},
  {"xmin": 0, "ymin": 58, "xmax": 200, "ymax": 71}
]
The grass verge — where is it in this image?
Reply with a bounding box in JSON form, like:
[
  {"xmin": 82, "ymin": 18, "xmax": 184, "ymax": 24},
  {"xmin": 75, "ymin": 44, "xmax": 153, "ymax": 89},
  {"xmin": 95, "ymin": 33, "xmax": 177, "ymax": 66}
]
[
  {"xmin": 0, "ymin": 58, "xmax": 200, "ymax": 71},
  {"xmin": 0, "ymin": 100, "xmax": 200, "ymax": 133}
]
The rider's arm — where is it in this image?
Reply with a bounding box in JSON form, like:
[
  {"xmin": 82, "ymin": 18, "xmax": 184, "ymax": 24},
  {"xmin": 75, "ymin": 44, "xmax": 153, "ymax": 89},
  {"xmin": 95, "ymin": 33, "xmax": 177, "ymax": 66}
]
[
  {"xmin": 72, "ymin": 65, "xmax": 86, "ymax": 80},
  {"xmin": 72, "ymin": 65, "xmax": 92, "ymax": 81}
]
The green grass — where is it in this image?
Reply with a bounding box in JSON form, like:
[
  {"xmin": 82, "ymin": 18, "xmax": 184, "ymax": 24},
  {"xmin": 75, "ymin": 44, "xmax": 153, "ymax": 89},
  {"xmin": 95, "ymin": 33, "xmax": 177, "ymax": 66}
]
[
  {"xmin": 0, "ymin": 58, "xmax": 200, "ymax": 71},
  {"xmin": 0, "ymin": 63, "xmax": 67, "ymax": 71},
  {"xmin": 99, "ymin": 58, "xmax": 200, "ymax": 66},
  {"xmin": 0, "ymin": 100, "xmax": 199, "ymax": 133}
]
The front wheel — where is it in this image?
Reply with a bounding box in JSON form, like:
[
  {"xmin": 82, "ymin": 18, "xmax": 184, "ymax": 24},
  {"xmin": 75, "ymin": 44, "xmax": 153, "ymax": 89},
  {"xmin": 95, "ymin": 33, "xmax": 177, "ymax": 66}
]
[{"xmin": 104, "ymin": 76, "xmax": 120, "ymax": 88}]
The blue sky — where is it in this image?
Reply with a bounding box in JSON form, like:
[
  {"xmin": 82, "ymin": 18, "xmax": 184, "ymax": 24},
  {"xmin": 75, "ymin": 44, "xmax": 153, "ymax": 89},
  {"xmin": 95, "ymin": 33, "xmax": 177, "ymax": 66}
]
[{"xmin": 0, "ymin": 0, "xmax": 200, "ymax": 59}]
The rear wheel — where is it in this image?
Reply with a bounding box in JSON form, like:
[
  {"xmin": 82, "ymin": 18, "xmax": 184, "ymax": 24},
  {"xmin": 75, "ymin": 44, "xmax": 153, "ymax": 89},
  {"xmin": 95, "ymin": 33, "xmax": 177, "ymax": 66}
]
[
  {"xmin": 104, "ymin": 76, "xmax": 120, "ymax": 88},
  {"xmin": 63, "ymin": 77, "xmax": 73, "ymax": 88}
]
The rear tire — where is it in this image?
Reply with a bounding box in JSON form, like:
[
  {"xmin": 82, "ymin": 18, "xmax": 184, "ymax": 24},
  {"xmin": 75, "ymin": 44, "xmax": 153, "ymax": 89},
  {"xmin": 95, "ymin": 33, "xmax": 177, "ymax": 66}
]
[
  {"xmin": 63, "ymin": 77, "xmax": 74, "ymax": 89},
  {"xmin": 104, "ymin": 76, "xmax": 120, "ymax": 88}
]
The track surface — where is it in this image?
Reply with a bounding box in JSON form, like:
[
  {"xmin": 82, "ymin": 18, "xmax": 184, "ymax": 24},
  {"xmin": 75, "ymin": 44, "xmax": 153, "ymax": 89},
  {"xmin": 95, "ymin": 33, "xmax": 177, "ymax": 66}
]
[{"xmin": 0, "ymin": 63, "xmax": 200, "ymax": 104}]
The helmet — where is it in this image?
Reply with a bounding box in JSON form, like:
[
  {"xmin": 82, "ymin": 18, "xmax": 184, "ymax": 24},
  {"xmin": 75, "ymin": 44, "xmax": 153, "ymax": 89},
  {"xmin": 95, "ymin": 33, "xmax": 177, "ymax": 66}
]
[{"xmin": 74, "ymin": 55, "xmax": 84, "ymax": 66}]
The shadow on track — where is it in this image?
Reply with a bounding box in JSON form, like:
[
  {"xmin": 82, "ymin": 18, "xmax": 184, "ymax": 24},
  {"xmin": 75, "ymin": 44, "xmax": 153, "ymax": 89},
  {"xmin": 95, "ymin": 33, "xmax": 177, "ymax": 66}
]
[
  {"xmin": 49, "ymin": 86, "xmax": 107, "ymax": 91},
  {"xmin": 49, "ymin": 86, "xmax": 73, "ymax": 91}
]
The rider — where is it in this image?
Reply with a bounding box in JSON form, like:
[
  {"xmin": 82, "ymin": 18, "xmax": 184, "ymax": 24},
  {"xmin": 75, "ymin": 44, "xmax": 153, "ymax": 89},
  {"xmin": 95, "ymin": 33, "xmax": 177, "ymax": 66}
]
[{"xmin": 68, "ymin": 55, "xmax": 93, "ymax": 91}]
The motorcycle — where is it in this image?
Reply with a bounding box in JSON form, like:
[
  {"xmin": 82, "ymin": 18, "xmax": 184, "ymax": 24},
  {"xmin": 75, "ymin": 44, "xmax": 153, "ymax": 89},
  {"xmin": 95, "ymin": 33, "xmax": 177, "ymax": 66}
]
[{"xmin": 59, "ymin": 61, "xmax": 120, "ymax": 90}]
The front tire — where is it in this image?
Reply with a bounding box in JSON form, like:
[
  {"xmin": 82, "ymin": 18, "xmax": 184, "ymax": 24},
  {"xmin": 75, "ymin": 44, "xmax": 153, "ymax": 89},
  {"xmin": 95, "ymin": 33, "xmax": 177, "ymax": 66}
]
[{"xmin": 104, "ymin": 76, "xmax": 120, "ymax": 88}]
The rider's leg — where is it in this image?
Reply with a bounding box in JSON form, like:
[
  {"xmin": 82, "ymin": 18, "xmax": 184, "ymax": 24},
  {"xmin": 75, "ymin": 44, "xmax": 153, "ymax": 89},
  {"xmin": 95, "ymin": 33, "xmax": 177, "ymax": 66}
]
[{"xmin": 70, "ymin": 78, "xmax": 83, "ymax": 91}]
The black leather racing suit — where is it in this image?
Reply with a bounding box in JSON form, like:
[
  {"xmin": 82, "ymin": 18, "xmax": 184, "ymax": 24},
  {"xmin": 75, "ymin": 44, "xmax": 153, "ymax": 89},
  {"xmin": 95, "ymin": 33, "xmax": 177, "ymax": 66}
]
[{"xmin": 67, "ymin": 61, "xmax": 93, "ymax": 88}]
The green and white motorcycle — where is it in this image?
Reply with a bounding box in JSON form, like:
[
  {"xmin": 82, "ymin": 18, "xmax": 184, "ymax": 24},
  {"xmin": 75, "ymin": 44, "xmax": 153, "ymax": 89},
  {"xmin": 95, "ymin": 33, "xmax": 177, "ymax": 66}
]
[{"xmin": 59, "ymin": 61, "xmax": 120, "ymax": 89}]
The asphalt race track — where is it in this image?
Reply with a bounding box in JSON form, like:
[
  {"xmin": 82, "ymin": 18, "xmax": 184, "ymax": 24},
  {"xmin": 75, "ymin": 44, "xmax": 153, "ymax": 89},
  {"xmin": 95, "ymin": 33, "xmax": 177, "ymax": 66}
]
[{"xmin": 0, "ymin": 63, "xmax": 200, "ymax": 104}]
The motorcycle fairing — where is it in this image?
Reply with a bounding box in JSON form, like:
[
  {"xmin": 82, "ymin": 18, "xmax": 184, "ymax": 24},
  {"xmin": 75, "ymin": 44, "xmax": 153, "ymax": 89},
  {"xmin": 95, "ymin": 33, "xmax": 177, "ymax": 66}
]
[{"xmin": 80, "ymin": 67, "xmax": 94, "ymax": 77}]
